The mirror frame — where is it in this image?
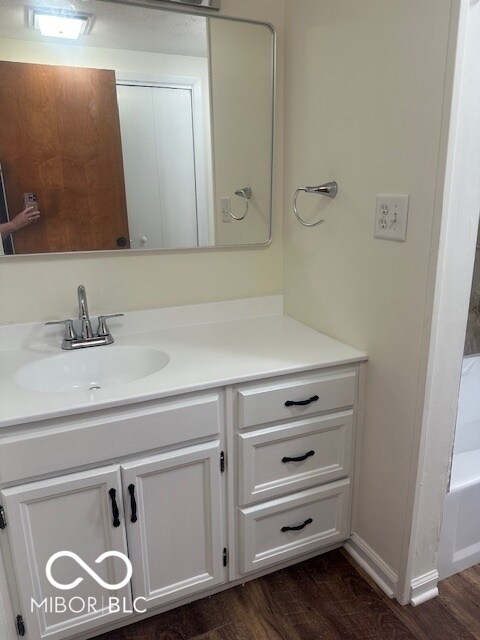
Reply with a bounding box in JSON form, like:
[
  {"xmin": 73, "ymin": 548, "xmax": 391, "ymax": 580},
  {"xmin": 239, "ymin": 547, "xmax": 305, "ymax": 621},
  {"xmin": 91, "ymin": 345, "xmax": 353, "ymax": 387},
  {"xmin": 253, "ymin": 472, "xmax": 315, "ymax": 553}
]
[
  {"xmin": 0, "ymin": 0, "xmax": 276, "ymax": 258},
  {"xmin": 151, "ymin": 0, "xmax": 221, "ymax": 10}
]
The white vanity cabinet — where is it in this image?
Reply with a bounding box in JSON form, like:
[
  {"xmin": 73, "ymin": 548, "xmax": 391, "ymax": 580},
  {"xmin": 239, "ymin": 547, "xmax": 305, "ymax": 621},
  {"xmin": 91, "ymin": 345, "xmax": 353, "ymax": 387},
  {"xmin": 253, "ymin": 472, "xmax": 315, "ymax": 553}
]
[
  {"xmin": 1, "ymin": 441, "xmax": 225, "ymax": 640},
  {"xmin": 0, "ymin": 391, "xmax": 227, "ymax": 640},
  {"xmin": 0, "ymin": 363, "xmax": 362, "ymax": 640},
  {"xmin": 0, "ymin": 296, "xmax": 369, "ymax": 640},
  {"xmin": 235, "ymin": 367, "xmax": 357, "ymax": 575}
]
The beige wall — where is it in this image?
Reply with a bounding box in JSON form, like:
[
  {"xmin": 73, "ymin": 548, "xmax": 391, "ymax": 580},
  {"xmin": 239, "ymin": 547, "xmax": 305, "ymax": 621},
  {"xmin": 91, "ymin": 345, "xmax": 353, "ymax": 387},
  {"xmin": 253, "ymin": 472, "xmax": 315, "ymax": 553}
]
[
  {"xmin": 283, "ymin": 0, "xmax": 454, "ymax": 579},
  {"xmin": 0, "ymin": 0, "xmax": 284, "ymax": 325},
  {"xmin": 210, "ymin": 19, "xmax": 273, "ymax": 245}
]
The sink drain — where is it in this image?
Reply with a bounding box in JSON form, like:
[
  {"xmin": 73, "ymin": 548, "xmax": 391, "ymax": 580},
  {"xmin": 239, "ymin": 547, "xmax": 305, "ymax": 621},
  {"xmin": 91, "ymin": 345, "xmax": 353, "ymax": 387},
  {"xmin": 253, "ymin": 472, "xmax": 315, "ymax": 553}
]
[{"xmin": 89, "ymin": 385, "xmax": 101, "ymax": 391}]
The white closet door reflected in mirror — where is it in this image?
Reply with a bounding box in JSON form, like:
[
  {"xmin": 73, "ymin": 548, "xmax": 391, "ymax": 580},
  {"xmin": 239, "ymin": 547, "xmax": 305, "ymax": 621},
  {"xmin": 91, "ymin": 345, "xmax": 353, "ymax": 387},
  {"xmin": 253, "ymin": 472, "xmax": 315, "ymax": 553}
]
[{"xmin": 117, "ymin": 81, "xmax": 212, "ymax": 249}]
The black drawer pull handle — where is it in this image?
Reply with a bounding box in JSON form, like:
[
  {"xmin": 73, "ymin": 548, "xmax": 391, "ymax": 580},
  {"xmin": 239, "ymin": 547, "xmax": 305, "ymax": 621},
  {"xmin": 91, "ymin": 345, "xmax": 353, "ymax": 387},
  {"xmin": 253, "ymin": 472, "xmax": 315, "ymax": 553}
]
[
  {"xmin": 282, "ymin": 450, "xmax": 315, "ymax": 464},
  {"xmin": 285, "ymin": 395, "xmax": 319, "ymax": 408},
  {"xmin": 281, "ymin": 518, "xmax": 313, "ymax": 533},
  {"xmin": 108, "ymin": 488, "xmax": 121, "ymax": 528},
  {"xmin": 128, "ymin": 484, "xmax": 138, "ymax": 523}
]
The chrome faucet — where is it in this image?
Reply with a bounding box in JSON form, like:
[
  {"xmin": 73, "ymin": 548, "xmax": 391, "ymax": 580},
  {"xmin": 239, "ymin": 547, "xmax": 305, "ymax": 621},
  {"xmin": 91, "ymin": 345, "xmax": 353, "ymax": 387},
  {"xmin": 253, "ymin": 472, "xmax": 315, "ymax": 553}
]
[
  {"xmin": 46, "ymin": 285, "xmax": 124, "ymax": 350},
  {"xmin": 78, "ymin": 285, "xmax": 94, "ymax": 340}
]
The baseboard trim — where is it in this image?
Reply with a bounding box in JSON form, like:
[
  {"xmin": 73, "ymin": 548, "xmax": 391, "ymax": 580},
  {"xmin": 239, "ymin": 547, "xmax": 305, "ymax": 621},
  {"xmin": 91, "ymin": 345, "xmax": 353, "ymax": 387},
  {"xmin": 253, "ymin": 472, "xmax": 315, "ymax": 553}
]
[
  {"xmin": 409, "ymin": 570, "xmax": 439, "ymax": 606},
  {"xmin": 344, "ymin": 534, "xmax": 398, "ymax": 599}
]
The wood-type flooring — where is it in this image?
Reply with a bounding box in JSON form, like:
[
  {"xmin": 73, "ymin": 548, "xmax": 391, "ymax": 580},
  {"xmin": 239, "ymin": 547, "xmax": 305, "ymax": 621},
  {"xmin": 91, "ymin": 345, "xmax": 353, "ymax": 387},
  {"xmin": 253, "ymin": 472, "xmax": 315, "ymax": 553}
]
[{"xmin": 94, "ymin": 550, "xmax": 480, "ymax": 640}]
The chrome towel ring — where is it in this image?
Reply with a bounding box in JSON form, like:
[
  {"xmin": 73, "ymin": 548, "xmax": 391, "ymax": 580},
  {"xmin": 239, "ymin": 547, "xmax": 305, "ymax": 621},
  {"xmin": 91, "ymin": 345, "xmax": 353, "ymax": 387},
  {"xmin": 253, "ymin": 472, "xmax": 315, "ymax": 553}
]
[
  {"xmin": 230, "ymin": 187, "xmax": 252, "ymax": 221},
  {"xmin": 293, "ymin": 181, "xmax": 338, "ymax": 227}
]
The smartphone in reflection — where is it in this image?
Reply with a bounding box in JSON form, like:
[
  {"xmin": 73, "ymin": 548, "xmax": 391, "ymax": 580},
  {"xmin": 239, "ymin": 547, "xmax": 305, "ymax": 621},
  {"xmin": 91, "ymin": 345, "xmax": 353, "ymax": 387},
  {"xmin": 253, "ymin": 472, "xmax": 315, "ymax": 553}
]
[{"xmin": 23, "ymin": 192, "xmax": 39, "ymax": 212}]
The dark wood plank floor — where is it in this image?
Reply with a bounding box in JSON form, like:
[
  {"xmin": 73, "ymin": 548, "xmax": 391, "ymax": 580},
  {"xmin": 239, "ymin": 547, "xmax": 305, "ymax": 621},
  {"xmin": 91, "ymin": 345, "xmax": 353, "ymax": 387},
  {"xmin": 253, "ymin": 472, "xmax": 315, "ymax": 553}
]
[{"xmin": 95, "ymin": 550, "xmax": 480, "ymax": 640}]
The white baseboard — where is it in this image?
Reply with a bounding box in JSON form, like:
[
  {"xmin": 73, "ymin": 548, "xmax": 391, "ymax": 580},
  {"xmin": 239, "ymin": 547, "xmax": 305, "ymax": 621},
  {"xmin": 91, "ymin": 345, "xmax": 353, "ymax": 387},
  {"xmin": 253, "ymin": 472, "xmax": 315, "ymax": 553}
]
[
  {"xmin": 344, "ymin": 534, "xmax": 398, "ymax": 599},
  {"xmin": 409, "ymin": 570, "xmax": 439, "ymax": 606}
]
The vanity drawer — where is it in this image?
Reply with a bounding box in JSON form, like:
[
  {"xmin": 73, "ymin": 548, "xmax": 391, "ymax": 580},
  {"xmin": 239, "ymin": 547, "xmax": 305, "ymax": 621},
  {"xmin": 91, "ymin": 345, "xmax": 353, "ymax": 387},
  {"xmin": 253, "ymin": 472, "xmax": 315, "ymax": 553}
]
[
  {"xmin": 239, "ymin": 479, "xmax": 350, "ymax": 574},
  {"xmin": 238, "ymin": 411, "xmax": 353, "ymax": 505},
  {"xmin": 0, "ymin": 392, "xmax": 222, "ymax": 484},
  {"xmin": 237, "ymin": 369, "xmax": 357, "ymax": 429}
]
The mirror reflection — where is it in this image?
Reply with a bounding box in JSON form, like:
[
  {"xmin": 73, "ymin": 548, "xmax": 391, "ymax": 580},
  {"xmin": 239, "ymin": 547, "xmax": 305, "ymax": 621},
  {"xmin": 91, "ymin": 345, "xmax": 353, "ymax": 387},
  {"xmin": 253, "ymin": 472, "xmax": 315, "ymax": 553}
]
[{"xmin": 0, "ymin": 0, "xmax": 274, "ymax": 255}]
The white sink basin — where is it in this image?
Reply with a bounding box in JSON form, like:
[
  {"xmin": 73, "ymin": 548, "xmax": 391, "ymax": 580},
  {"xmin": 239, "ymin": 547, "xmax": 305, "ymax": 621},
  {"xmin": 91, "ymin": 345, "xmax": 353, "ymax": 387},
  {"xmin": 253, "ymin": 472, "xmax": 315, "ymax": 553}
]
[{"xmin": 15, "ymin": 346, "xmax": 169, "ymax": 393}]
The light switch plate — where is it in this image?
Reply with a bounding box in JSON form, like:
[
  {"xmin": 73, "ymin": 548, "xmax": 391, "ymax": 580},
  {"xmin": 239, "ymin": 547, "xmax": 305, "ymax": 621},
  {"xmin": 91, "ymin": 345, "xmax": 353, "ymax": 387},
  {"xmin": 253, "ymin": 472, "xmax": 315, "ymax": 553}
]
[{"xmin": 374, "ymin": 194, "xmax": 409, "ymax": 242}]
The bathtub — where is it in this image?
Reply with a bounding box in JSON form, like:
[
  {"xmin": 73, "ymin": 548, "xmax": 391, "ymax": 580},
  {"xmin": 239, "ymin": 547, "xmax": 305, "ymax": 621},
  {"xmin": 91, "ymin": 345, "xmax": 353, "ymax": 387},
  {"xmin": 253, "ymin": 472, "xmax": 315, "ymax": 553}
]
[{"xmin": 438, "ymin": 355, "xmax": 480, "ymax": 579}]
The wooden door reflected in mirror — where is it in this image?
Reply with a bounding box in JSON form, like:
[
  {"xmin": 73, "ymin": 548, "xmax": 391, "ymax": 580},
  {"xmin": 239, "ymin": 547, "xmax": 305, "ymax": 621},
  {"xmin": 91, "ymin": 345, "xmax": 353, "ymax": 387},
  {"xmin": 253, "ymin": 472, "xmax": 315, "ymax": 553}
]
[{"xmin": 0, "ymin": 61, "xmax": 130, "ymax": 254}]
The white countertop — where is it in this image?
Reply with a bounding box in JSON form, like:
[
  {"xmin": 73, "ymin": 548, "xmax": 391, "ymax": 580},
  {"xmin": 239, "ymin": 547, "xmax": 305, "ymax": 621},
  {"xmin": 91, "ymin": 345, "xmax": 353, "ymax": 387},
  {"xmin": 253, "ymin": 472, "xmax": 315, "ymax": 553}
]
[{"xmin": 0, "ymin": 296, "xmax": 367, "ymax": 429}]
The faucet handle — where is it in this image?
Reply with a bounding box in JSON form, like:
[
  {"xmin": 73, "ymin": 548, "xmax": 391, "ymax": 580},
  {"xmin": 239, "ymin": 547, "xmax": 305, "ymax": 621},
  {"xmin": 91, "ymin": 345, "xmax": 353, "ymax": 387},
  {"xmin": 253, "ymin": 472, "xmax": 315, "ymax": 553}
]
[
  {"xmin": 45, "ymin": 319, "xmax": 77, "ymax": 341},
  {"xmin": 97, "ymin": 314, "xmax": 124, "ymax": 337}
]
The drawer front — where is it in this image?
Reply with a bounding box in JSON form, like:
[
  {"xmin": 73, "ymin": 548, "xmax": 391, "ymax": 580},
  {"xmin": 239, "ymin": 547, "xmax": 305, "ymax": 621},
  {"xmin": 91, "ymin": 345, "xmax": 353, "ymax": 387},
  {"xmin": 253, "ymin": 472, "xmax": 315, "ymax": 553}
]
[
  {"xmin": 238, "ymin": 411, "xmax": 353, "ymax": 505},
  {"xmin": 239, "ymin": 479, "xmax": 350, "ymax": 574},
  {"xmin": 0, "ymin": 392, "xmax": 222, "ymax": 484},
  {"xmin": 237, "ymin": 369, "xmax": 356, "ymax": 429}
]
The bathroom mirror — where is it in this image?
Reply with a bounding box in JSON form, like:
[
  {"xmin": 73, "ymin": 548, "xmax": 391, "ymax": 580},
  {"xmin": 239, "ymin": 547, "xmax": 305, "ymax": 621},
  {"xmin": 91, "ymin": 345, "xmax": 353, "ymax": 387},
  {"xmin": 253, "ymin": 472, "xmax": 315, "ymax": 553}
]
[{"xmin": 0, "ymin": 0, "xmax": 274, "ymax": 255}]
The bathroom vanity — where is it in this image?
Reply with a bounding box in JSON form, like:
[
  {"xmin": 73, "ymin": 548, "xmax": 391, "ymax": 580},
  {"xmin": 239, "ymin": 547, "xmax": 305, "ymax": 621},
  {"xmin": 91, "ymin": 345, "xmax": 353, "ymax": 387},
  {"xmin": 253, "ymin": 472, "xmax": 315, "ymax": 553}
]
[{"xmin": 0, "ymin": 297, "xmax": 367, "ymax": 640}]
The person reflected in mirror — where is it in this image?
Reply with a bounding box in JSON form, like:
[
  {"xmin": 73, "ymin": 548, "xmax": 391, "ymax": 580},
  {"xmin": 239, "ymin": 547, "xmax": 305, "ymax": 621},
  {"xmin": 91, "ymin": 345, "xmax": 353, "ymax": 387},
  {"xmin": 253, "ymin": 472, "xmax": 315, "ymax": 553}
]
[{"xmin": 0, "ymin": 205, "xmax": 40, "ymax": 240}]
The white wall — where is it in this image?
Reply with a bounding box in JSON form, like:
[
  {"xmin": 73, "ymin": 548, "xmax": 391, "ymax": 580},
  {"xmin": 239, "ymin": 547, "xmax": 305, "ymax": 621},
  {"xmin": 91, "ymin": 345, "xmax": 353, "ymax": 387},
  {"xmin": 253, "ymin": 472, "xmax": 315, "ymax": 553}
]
[
  {"xmin": 0, "ymin": 0, "xmax": 284, "ymax": 325},
  {"xmin": 283, "ymin": 0, "xmax": 455, "ymax": 591},
  {"xmin": 0, "ymin": 37, "xmax": 210, "ymax": 77}
]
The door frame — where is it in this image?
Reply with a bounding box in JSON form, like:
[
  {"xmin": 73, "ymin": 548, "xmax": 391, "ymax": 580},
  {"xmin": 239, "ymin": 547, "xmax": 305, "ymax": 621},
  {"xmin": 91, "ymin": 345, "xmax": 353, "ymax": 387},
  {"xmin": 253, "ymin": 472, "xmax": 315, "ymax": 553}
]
[
  {"xmin": 0, "ymin": 163, "xmax": 13, "ymax": 256},
  {"xmin": 398, "ymin": 0, "xmax": 480, "ymax": 606}
]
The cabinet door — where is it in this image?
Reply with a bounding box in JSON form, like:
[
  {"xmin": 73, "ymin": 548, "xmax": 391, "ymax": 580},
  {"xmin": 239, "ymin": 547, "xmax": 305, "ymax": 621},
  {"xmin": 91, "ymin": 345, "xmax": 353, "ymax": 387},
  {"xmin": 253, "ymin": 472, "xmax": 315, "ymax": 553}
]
[
  {"xmin": 117, "ymin": 84, "xmax": 199, "ymax": 249},
  {"xmin": 2, "ymin": 466, "xmax": 132, "ymax": 640},
  {"xmin": 122, "ymin": 441, "xmax": 224, "ymax": 610}
]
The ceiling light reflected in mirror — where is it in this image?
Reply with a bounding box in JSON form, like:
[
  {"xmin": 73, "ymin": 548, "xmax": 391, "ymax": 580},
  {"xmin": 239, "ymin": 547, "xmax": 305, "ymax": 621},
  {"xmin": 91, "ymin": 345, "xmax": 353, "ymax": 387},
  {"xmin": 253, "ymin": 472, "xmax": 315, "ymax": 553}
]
[{"xmin": 28, "ymin": 7, "xmax": 94, "ymax": 40}]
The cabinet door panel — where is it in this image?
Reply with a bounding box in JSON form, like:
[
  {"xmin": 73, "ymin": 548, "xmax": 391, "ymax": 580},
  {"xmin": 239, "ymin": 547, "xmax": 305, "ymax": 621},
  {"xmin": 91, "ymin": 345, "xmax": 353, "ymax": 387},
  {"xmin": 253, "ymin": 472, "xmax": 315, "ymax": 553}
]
[
  {"xmin": 122, "ymin": 441, "xmax": 224, "ymax": 610},
  {"xmin": 2, "ymin": 466, "xmax": 131, "ymax": 640}
]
